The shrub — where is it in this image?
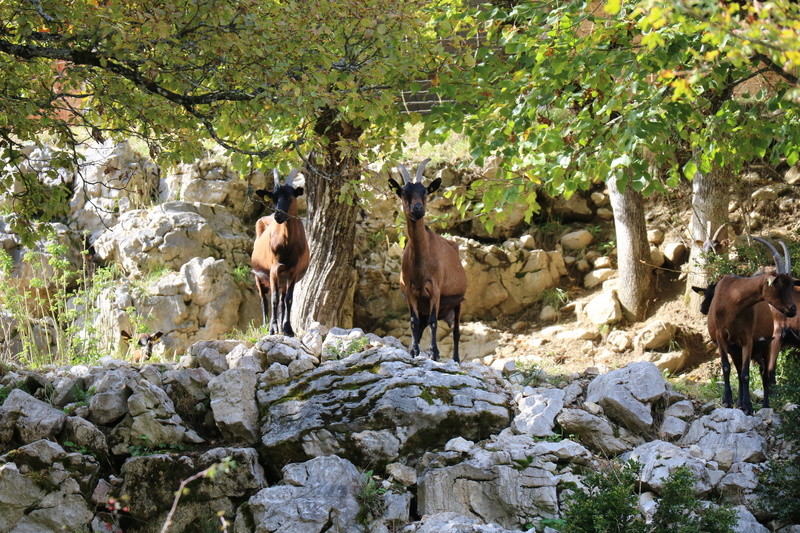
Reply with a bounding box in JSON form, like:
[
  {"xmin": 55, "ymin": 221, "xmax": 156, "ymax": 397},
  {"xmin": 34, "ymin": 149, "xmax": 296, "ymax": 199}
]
[
  {"xmin": 556, "ymin": 461, "xmax": 735, "ymax": 533},
  {"xmin": 758, "ymin": 347, "xmax": 800, "ymax": 523}
]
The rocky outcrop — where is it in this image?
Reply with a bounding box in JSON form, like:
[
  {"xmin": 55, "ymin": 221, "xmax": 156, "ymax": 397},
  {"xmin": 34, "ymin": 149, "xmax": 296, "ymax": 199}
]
[{"xmin": 0, "ymin": 345, "xmax": 792, "ymax": 532}]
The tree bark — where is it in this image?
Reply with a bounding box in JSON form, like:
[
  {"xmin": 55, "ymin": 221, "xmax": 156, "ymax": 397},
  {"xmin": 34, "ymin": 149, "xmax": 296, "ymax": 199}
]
[
  {"xmin": 684, "ymin": 165, "xmax": 730, "ymax": 305},
  {"xmin": 607, "ymin": 174, "xmax": 653, "ymax": 321},
  {"xmin": 291, "ymin": 109, "xmax": 364, "ymax": 332}
]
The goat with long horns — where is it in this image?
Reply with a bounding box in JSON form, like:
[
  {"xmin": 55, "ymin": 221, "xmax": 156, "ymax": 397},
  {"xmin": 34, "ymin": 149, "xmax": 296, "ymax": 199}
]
[
  {"xmin": 389, "ymin": 159, "xmax": 467, "ymax": 362},
  {"xmin": 251, "ymin": 168, "xmax": 310, "ymax": 336}
]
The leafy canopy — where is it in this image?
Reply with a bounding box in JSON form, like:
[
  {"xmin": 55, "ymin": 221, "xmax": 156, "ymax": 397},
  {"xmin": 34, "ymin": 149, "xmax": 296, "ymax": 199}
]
[
  {"xmin": 424, "ymin": 0, "xmax": 800, "ymax": 221},
  {"xmin": 0, "ymin": 0, "xmax": 453, "ymax": 237}
]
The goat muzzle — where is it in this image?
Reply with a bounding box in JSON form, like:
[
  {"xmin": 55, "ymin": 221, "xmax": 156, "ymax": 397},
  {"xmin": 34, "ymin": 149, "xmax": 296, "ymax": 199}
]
[{"xmin": 274, "ymin": 211, "xmax": 289, "ymax": 224}]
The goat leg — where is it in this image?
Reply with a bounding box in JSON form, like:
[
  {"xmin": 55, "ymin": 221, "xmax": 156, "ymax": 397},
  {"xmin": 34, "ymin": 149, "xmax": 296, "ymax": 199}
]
[
  {"xmin": 720, "ymin": 346, "xmax": 734, "ymax": 408},
  {"xmin": 282, "ymin": 283, "xmax": 296, "ymax": 337},
  {"xmin": 428, "ymin": 312, "xmax": 440, "ymax": 361},
  {"xmin": 734, "ymin": 348, "xmax": 753, "ymax": 415},
  {"xmin": 256, "ymin": 276, "xmax": 270, "ymax": 328},
  {"xmin": 269, "ymin": 276, "xmax": 280, "ymax": 336},
  {"xmin": 409, "ymin": 309, "xmax": 423, "ymax": 357},
  {"xmin": 452, "ymin": 304, "xmax": 462, "ymax": 364}
]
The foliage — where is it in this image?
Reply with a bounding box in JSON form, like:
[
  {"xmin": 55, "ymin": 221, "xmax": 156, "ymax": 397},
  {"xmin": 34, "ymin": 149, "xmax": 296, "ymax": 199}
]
[
  {"xmin": 559, "ymin": 460, "xmax": 642, "ymax": 533},
  {"xmin": 0, "ymin": 240, "xmax": 136, "ymax": 366},
  {"xmin": 557, "ymin": 461, "xmax": 735, "ymax": 532},
  {"xmin": 0, "ymin": 0, "xmax": 457, "ymax": 242},
  {"xmin": 322, "ymin": 336, "xmax": 370, "ymax": 360},
  {"xmin": 647, "ymin": 467, "xmax": 736, "ymax": 533},
  {"xmin": 701, "ymin": 239, "xmax": 800, "ymax": 283},
  {"xmin": 541, "ymin": 287, "xmax": 570, "ymax": 312},
  {"xmin": 355, "ymin": 470, "xmax": 388, "ymax": 527},
  {"xmin": 758, "ymin": 348, "xmax": 800, "ymax": 523},
  {"xmin": 425, "ymin": 0, "xmax": 800, "ymax": 221}
]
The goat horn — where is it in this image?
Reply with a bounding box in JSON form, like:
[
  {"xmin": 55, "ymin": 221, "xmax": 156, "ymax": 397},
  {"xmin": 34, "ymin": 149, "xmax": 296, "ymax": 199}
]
[
  {"xmin": 779, "ymin": 240, "xmax": 792, "ymax": 275},
  {"xmin": 706, "ymin": 220, "xmax": 712, "ymax": 240},
  {"xmin": 273, "ymin": 169, "xmax": 281, "ymax": 190},
  {"xmin": 415, "ymin": 158, "xmax": 431, "ymax": 183},
  {"xmin": 396, "ymin": 163, "xmax": 413, "ymax": 185},
  {"xmin": 285, "ymin": 168, "xmax": 300, "ymax": 187},
  {"xmin": 711, "ymin": 222, "xmax": 728, "ymax": 242},
  {"xmin": 753, "ymin": 237, "xmax": 786, "ymax": 274}
]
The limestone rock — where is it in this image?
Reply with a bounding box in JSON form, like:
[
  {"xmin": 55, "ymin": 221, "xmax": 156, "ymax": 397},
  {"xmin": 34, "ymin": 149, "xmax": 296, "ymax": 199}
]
[{"xmin": 209, "ymin": 368, "xmax": 259, "ymax": 444}]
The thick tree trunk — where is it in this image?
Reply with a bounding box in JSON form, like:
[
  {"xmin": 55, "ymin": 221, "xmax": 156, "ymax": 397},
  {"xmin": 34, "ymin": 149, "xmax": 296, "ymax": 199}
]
[
  {"xmin": 291, "ymin": 110, "xmax": 363, "ymax": 332},
  {"xmin": 685, "ymin": 165, "xmax": 730, "ymax": 305},
  {"xmin": 607, "ymin": 174, "xmax": 653, "ymax": 321}
]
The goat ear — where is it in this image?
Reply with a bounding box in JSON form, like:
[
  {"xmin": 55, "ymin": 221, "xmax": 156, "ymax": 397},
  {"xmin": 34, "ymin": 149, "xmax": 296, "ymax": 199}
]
[
  {"xmin": 427, "ymin": 178, "xmax": 442, "ymax": 195},
  {"xmin": 691, "ymin": 286, "xmax": 707, "ymax": 295},
  {"xmin": 767, "ymin": 275, "xmax": 776, "ymax": 287},
  {"xmin": 152, "ymin": 332, "xmax": 163, "ymax": 342},
  {"xmin": 388, "ymin": 178, "xmax": 403, "ymax": 197},
  {"xmin": 121, "ymin": 330, "xmax": 132, "ymax": 341},
  {"xmin": 293, "ymin": 187, "xmax": 304, "ymax": 197}
]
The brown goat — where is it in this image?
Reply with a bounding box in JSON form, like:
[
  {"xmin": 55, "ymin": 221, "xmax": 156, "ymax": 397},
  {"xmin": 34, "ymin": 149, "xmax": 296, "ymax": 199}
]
[
  {"xmin": 706, "ymin": 237, "xmax": 797, "ymax": 414},
  {"xmin": 251, "ymin": 168, "xmax": 310, "ymax": 337},
  {"xmin": 755, "ymin": 240, "xmax": 800, "ymax": 404},
  {"xmin": 121, "ymin": 331, "xmax": 163, "ymax": 363},
  {"xmin": 389, "ymin": 159, "xmax": 467, "ymax": 362}
]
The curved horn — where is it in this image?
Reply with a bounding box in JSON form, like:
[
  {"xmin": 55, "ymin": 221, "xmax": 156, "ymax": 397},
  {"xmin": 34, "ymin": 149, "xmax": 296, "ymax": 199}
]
[
  {"xmin": 273, "ymin": 169, "xmax": 281, "ymax": 190},
  {"xmin": 711, "ymin": 222, "xmax": 728, "ymax": 242},
  {"xmin": 415, "ymin": 158, "xmax": 431, "ymax": 183},
  {"xmin": 396, "ymin": 163, "xmax": 413, "ymax": 185},
  {"xmin": 779, "ymin": 240, "xmax": 792, "ymax": 275},
  {"xmin": 706, "ymin": 220, "xmax": 712, "ymax": 240},
  {"xmin": 285, "ymin": 168, "xmax": 301, "ymax": 187},
  {"xmin": 753, "ymin": 237, "xmax": 786, "ymax": 274}
]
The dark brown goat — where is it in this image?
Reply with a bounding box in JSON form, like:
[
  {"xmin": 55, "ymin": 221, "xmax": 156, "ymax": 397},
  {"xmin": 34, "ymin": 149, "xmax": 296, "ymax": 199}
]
[
  {"xmin": 389, "ymin": 159, "xmax": 467, "ymax": 362},
  {"xmin": 705, "ymin": 237, "xmax": 797, "ymax": 414},
  {"xmin": 251, "ymin": 169, "xmax": 310, "ymax": 337},
  {"xmin": 121, "ymin": 331, "xmax": 163, "ymax": 363},
  {"xmin": 693, "ymin": 239, "xmax": 800, "ymax": 408}
]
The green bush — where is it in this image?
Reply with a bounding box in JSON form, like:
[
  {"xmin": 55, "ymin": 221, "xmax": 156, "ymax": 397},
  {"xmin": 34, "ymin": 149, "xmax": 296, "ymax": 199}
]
[
  {"xmin": 556, "ymin": 461, "xmax": 735, "ymax": 533},
  {"xmin": 758, "ymin": 347, "xmax": 800, "ymax": 523}
]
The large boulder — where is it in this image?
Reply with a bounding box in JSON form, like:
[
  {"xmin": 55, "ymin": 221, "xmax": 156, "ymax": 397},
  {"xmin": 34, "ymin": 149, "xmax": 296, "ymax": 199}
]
[
  {"xmin": 257, "ymin": 347, "xmax": 513, "ymax": 470},
  {"xmin": 417, "ymin": 433, "xmax": 592, "ymax": 529},
  {"xmin": 93, "ymin": 201, "xmax": 251, "ymax": 276},
  {"xmin": 0, "ymin": 388, "xmax": 67, "ymax": 446},
  {"xmin": 585, "ymin": 362, "xmax": 667, "ymax": 434},
  {"xmin": 234, "ymin": 455, "xmax": 363, "ymax": 533}
]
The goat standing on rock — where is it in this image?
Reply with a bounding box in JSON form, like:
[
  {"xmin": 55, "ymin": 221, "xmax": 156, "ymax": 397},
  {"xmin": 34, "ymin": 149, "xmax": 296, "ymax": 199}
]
[
  {"xmin": 389, "ymin": 159, "xmax": 467, "ymax": 362},
  {"xmin": 252, "ymin": 168, "xmax": 310, "ymax": 337},
  {"xmin": 705, "ymin": 237, "xmax": 797, "ymax": 414}
]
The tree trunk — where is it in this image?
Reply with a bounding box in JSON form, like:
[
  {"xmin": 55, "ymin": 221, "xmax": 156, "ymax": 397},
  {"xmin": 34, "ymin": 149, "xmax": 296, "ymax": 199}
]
[
  {"xmin": 607, "ymin": 174, "xmax": 653, "ymax": 322},
  {"xmin": 684, "ymin": 165, "xmax": 730, "ymax": 305},
  {"xmin": 291, "ymin": 110, "xmax": 364, "ymax": 332}
]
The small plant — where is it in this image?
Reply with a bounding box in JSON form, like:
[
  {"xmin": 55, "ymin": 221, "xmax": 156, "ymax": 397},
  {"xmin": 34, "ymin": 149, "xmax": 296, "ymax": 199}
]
[
  {"xmin": 324, "ymin": 336, "xmax": 370, "ymax": 360},
  {"xmin": 540, "ymin": 287, "xmax": 570, "ymax": 312},
  {"xmin": 355, "ymin": 470, "xmax": 387, "ymax": 526},
  {"xmin": 232, "ymin": 264, "xmax": 252, "ymax": 286}
]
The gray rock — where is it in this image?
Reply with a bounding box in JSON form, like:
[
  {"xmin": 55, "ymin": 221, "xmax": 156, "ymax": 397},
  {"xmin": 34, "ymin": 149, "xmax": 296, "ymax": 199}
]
[
  {"xmin": 732, "ymin": 505, "xmax": 769, "ymax": 533},
  {"xmin": 512, "ymin": 388, "xmax": 565, "ymax": 437},
  {"xmin": 0, "ymin": 388, "xmax": 67, "ymax": 443},
  {"xmin": 89, "ymin": 391, "xmax": 129, "ymax": 426},
  {"xmin": 556, "ymin": 408, "xmax": 630, "ymax": 456},
  {"xmin": 626, "ymin": 440, "xmax": 717, "ymax": 494},
  {"xmin": 586, "ymin": 362, "xmax": 666, "ymax": 433},
  {"xmin": 258, "ymin": 349, "xmax": 512, "ymax": 470},
  {"xmin": 209, "ymin": 368, "xmax": 259, "ymax": 444},
  {"xmin": 679, "ymin": 408, "xmax": 767, "ymax": 467},
  {"xmin": 60, "ymin": 416, "xmax": 109, "ymax": 457},
  {"xmin": 409, "ymin": 512, "xmax": 520, "ymax": 532},
  {"xmin": 234, "ymin": 455, "xmax": 362, "ymax": 533}
]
